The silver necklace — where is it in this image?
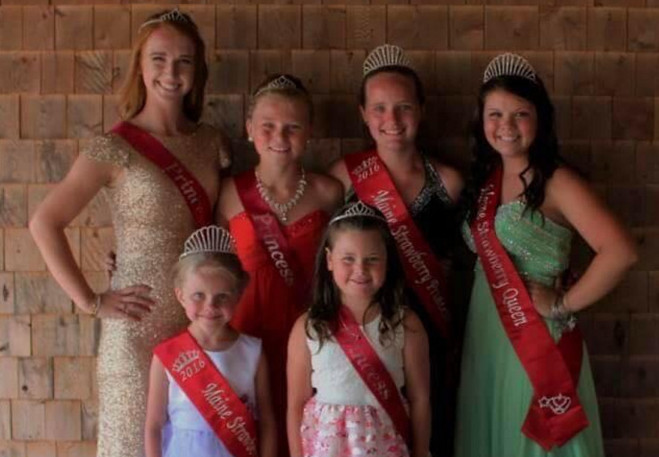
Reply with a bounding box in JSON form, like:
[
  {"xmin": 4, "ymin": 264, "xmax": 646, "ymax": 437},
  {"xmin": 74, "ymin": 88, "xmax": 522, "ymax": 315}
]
[{"xmin": 255, "ymin": 168, "xmax": 307, "ymax": 223}]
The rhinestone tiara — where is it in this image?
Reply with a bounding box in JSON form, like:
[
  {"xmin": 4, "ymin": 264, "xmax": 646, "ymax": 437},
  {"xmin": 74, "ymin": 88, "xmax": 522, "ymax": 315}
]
[
  {"xmin": 363, "ymin": 44, "xmax": 413, "ymax": 77},
  {"xmin": 139, "ymin": 8, "xmax": 192, "ymax": 32},
  {"xmin": 330, "ymin": 201, "xmax": 387, "ymax": 225},
  {"xmin": 483, "ymin": 53, "xmax": 537, "ymax": 84},
  {"xmin": 180, "ymin": 225, "xmax": 236, "ymax": 259},
  {"xmin": 254, "ymin": 75, "xmax": 299, "ymax": 98}
]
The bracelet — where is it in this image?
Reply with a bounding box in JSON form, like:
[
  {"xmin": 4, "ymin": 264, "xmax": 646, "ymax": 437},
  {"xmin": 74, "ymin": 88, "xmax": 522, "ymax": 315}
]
[
  {"xmin": 550, "ymin": 293, "xmax": 569, "ymax": 320},
  {"xmin": 90, "ymin": 294, "xmax": 102, "ymax": 317},
  {"xmin": 550, "ymin": 293, "xmax": 576, "ymax": 331}
]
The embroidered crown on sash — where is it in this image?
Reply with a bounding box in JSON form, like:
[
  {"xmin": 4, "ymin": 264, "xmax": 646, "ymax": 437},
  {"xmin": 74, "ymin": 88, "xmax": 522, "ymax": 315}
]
[
  {"xmin": 180, "ymin": 225, "xmax": 236, "ymax": 259},
  {"xmin": 363, "ymin": 44, "xmax": 413, "ymax": 77},
  {"xmin": 172, "ymin": 349, "xmax": 201, "ymax": 373},
  {"xmin": 483, "ymin": 53, "xmax": 537, "ymax": 84},
  {"xmin": 139, "ymin": 8, "xmax": 192, "ymax": 32},
  {"xmin": 330, "ymin": 201, "xmax": 387, "ymax": 225}
]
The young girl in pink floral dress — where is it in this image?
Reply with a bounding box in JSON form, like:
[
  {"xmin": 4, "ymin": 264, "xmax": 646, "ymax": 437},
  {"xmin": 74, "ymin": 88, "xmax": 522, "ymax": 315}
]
[{"xmin": 287, "ymin": 202, "xmax": 431, "ymax": 457}]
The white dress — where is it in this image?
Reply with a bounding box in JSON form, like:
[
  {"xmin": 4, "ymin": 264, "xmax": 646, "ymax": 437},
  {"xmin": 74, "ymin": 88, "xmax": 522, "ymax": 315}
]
[
  {"xmin": 302, "ymin": 314, "xmax": 409, "ymax": 457},
  {"xmin": 163, "ymin": 334, "xmax": 262, "ymax": 457}
]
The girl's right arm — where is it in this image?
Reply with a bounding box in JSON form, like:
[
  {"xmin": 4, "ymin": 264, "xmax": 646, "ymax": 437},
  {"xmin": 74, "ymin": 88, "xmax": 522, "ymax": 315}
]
[
  {"xmin": 145, "ymin": 356, "xmax": 169, "ymax": 457},
  {"xmin": 29, "ymin": 154, "xmax": 153, "ymax": 319},
  {"xmin": 286, "ymin": 314, "xmax": 314, "ymax": 457}
]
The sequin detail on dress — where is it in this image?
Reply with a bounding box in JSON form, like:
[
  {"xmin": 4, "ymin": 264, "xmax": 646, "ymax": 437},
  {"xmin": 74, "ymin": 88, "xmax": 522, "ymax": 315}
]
[{"xmin": 82, "ymin": 123, "xmax": 231, "ymax": 457}]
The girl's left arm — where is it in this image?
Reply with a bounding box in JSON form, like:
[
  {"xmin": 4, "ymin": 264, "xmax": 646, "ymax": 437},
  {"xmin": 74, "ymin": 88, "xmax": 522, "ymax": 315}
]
[
  {"xmin": 403, "ymin": 310, "xmax": 431, "ymax": 457},
  {"xmin": 255, "ymin": 352, "xmax": 277, "ymax": 457},
  {"xmin": 286, "ymin": 315, "xmax": 314, "ymax": 457},
  {"xmin": 543, "ymin": 168, "xmax": 638, "ymax": 313}
]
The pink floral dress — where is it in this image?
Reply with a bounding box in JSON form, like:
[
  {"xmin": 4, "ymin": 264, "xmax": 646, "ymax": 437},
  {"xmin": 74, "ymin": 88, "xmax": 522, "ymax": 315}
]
[{"xmin": 302, "ymin": 314, "xmax": 409, "ymax": 457}]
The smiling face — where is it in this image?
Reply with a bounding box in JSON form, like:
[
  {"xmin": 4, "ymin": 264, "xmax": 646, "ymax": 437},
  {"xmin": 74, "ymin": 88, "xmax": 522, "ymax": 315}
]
[
  {"xmin": 482, "ymin": 89, "xmax": 538, "ymax": 160},
  {"xmin": 360, "ymin": 71, "xmax": 422, "ymax": 153},
  {"xmin": 246, "ymin": 93, "xmax": 311, "ymax": 165},
  {"xmin": 140, "ymin": 25, "xmax": 195, "ymax": 106},
  {"xmin": 326, "ymin": 228, "xmax": 387, "ymax": 305},
  {"xmin": 175, "ymin": 265, "xmax": 240, "ymax": 330}
]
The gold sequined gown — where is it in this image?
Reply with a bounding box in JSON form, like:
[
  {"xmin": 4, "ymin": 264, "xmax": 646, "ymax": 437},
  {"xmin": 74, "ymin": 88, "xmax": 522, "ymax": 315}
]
[{"xmin": 83, "ymin": 124, "xmax": 230, "ymax": 457}]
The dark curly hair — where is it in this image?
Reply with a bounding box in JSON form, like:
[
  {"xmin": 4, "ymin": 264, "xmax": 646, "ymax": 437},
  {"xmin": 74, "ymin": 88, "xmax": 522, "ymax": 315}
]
[
  {"xmin": 462, "ymin": 74, "xmax": 563, "ymax": 223},
  {"xmin": 306, "ymin": 205, "xmax": 407, "ymax": 348}
]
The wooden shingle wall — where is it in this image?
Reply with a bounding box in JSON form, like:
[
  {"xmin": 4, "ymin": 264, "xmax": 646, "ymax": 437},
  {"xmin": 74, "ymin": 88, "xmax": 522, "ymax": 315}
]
[{"xmin": 0, "ymin": 1, "xmax": 658, "ymax": 456}]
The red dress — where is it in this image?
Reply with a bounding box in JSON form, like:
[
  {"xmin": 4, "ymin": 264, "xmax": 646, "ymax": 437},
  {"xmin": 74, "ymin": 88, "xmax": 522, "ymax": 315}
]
[{"xmin": 229, "ymin": 209, "xmax": 329, "ymax": 457}]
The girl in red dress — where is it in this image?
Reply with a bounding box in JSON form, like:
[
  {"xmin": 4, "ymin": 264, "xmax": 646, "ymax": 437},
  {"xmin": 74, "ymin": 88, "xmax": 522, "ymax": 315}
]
[{"xmin": 217, "ymin": 74, "xmax": 343, "ymax": 457}]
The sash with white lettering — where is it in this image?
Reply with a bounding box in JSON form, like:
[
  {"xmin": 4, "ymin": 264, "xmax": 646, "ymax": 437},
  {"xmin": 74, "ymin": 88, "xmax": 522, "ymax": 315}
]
[
  {"xmin": 345, "ymin": 150, "xmax": 451, "ymax": 339},
  {"xmin": 470, "ymin": 165, "xmax": 588, "ymax": 450},
  {"xmin": 111, "ymin": 121, "xmax": 212, "ymax": 228},
  {"xmin": 234, "ymin": 170, "xmax": 301, "ymax": 288},
  {"xmin": 334, "ymin": 306, "xmax": 411, "ymax": 444},
  {"xmin": 154, "ymin": 331, "xmax": 258, "ymax": 457}
]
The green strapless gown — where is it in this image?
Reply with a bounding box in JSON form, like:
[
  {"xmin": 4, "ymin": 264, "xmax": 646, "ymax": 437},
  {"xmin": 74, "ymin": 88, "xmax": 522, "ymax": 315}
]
[{"xmin": 455, "ymin": 201, "xmax": 605, "ymax": 457}]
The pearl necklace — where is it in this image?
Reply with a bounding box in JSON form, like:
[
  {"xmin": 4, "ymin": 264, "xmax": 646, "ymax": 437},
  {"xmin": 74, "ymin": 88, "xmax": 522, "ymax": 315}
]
[{"xmin": 255, "ymin": 168, "xmax": 307, "ymax": 223}]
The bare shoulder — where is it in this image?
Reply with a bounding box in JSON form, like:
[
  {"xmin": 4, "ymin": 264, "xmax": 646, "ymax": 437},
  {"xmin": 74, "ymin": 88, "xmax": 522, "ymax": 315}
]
[
  {"xmin": 327, "ymin": 158, "xmax": 350, "ymax": 191},
  {"xmin": 546, "ymin": 166, "xmax": 589, "ymax": 197},
  {"xmin": 428, "ymin": 158, "xmax": 464, "ymax": 203},
  {"xmin": 307, "ymin": 172, "xmax": 344, "ymax": 212},
  {"xmin": 289, "ymin": 312, "xmax": 309, "ymax": 344},
  {"xmin": 403, "ymin": 308, "xmax": 425, "ymax": 333}
]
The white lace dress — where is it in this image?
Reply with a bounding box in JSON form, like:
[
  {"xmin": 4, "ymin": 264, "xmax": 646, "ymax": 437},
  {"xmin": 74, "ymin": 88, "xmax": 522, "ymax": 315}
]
[{"xmin": 302, "ymin": 315, "xmax": 409, "ymax": 457}]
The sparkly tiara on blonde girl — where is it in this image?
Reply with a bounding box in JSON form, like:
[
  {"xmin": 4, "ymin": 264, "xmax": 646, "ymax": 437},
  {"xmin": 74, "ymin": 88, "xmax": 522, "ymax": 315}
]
[
  {"xmin": 254, "ymin": 75, "xmax": 299, "ymax": 98},
  {"xmin": 180, "ymin": 225, "xmax": 236, "ymax": 259},
  {"xmin": 330, "ymin": 201, "xmax": 387, "ymax": 225},
  {"xmin": 139, "ymin": 8, "xmax": 192, "ymax": 32},
  {"xmin": 483, "ymin": 53, "xmax": 537, "ymax": 84},
  {"xmin": 363, "ymin": 44, "xmax": 413, "ymax": 77}
]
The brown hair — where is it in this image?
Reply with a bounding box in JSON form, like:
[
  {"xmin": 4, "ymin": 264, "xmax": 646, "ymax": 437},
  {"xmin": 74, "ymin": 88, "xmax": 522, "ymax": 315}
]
[{"xmin": 117, "ymin": 10, "xmax": 208, "ymax": 122}]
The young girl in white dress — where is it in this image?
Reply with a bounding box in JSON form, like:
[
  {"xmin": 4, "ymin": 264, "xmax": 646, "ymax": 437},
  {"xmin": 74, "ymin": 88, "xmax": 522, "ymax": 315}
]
[
  {"xmin": 145, "ymin": 226, "xmax": 276, "ymax": 457},
  {"xmin": 287, "ymin": 202, "xmax": 431, "ymax": 457}
]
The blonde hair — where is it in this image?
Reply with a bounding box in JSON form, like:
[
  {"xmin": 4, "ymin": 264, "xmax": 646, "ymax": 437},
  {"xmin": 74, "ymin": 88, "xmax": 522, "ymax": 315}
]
[
  {"xmin": 117, "ymin": 10, "xmax": 208, "ymax": 122},
  {"xmin": 247, "ymin": 73, "xmax": 314, "ymax": 122},
  {"xmin": 173, "ymin": 252, "xmax": 249, "ymax": 293}
]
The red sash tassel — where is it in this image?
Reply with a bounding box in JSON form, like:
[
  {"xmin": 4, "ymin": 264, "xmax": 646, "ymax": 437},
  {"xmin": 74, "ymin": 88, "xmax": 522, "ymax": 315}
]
[
  {"xmin": 470, "ymin": 165, "xmax": 588, "ymax": 450},
  {"xmin": 155, "ymin": 331, "xmax": 258, "ymax": 457},
  {"xmin": 111, "ymin": 122, "xmax": 212, "ymax": 228}
]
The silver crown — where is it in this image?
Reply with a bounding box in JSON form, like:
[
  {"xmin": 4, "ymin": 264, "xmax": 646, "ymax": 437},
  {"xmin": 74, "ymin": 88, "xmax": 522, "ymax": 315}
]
[
  {"xmin": 139, "ymin": 8, "xmax": 191, "ymax": 32},
  {"xmin": 180, "ymin": 225, "xmax": 236, "ymax": 259},
  {"xmin": 363, "ymin": 44, "xmax": 413, "ymax": 77},
  {"xmin": 483, "ymin": 53, "xmax": 537, "ymax": 84},
  {"xmin": 330, "ymin": 201, "xmax": 387, "ymax": 225},
  {"xmin": 254, "ymin": 75, "xmax": 299, "ymax": 98}
]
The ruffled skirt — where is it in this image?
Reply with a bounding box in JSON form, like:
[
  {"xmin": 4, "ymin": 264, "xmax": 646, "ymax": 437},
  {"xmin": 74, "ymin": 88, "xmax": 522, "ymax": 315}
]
[{"xmin": 301, "ymin": 398, "xmax": 409, "ymax": 457}]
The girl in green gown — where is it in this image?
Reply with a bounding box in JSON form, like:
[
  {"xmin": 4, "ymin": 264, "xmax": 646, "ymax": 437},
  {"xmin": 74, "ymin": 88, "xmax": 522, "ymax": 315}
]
[{"xmin": 455, "ymin": 53, "xmax": 638, "ymax": 457}]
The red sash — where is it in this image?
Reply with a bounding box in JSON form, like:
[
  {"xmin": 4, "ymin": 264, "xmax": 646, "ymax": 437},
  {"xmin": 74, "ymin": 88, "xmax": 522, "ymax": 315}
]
[
  {"xmin": 155, "ymin": 331, "xmax": 258, "ymax": 457},
  {"xmin": 234, "ymin": 170, "xmax": 301, "ymax": 288},
  {"xmin": 111, "ymin": 121, "xmax": 212, "ymax": 228},
  {"xmin": 470, "ymin": 166, "xmax": 588, "ymax": 450},
  {"xmin": 345, "ymin": 150, "xmax": 451, "ymax": 339},
  {"xmin": 334, "ymin": 306, "xmax": 410, "ymax": 444}
]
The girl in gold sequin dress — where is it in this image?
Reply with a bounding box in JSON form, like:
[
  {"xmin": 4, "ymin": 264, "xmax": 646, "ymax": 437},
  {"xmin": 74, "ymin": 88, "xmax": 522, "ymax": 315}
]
[{"xmin": 30, "ymin": 10, "xmax": 231, "ymax": 457}]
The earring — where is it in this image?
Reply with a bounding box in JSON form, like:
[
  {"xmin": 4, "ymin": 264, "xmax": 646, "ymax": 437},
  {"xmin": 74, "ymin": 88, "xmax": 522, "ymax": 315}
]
[{"xmin": 248, "ymin": 136, "xmax": 253, "ymax": 142}]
